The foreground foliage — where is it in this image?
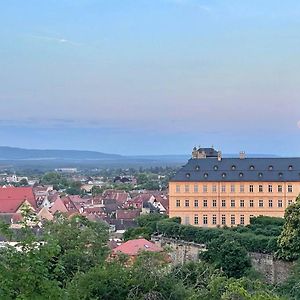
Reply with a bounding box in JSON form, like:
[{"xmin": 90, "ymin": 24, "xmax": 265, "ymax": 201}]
[{"xmin": 0, "ymin": 211, "xmax": 298, "ymax": 299}]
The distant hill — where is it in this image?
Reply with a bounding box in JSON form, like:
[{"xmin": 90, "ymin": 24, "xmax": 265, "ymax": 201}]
[
  {"xmin": 0, "ymin": 146, "xmax": 279, "ymax": 170},
  {"xmin": 0, "ymin": 146, "xmax": 123, "ymax": 160}
]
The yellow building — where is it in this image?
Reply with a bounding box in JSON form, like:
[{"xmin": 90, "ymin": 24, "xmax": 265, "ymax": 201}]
[{"xmin": 169, "ymin": 147, "xmax": 300, "ymax": 227}]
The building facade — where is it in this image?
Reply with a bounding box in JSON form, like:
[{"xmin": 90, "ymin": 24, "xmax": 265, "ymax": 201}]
[{"xmin": 169, "ymin": 147, "xmax": 300, "ymax": 227}]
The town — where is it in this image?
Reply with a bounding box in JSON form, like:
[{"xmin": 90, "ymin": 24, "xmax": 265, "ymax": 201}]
[
  {"xmin": 2, "ymin": 0, "xmax": 300, "ymax": 298},
  {"xmin": 0, "ymin": 146, "xmax": 299, "ymax": 299}
]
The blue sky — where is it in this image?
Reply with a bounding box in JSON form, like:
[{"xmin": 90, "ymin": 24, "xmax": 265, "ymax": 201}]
[{"xmin": 0, "ymin": 0, "xmax": 300, "ymax": 155}]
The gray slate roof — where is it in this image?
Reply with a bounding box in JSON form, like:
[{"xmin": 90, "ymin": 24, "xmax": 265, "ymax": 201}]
[{"xmin": 171, "ymin": 157, "xmax": 300, "ymax": 182}]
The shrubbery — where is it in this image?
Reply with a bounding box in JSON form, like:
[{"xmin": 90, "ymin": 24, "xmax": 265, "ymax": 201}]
[{"xmin": 156, "ymin": 218, "xmax": 281, "ymax": 253}]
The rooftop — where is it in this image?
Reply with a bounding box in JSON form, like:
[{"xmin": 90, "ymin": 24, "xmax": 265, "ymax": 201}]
[{"xmin": 171, "ymin": 147, "xmax": 300, "ymax": 182}]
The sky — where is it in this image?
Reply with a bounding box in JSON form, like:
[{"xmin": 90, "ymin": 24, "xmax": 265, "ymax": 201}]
[{"xmin": 0, "ymin": 0, "xmax": 300, "ymax": 155}]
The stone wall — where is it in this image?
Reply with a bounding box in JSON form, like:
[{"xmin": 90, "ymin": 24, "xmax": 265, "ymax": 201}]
[
  {"xmin": 151, "ymin": 235, "xmax": 294, "ymax": 284},
  {"xmin": 249, "ymin": 252, "xmax": 294, "ymax": 284},
  {"xmin": 151, "ymin": 235, "xmax": 205, "ymax": 265}
]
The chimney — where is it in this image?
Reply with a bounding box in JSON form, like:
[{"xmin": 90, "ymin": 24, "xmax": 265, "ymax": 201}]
[
  {"xmin": 239, "ymin": 151, "xmax": 246, "ymax": 160},
  {"xmin": 217, "ymin": 151, "xmax": 222, "ymax": 161}
]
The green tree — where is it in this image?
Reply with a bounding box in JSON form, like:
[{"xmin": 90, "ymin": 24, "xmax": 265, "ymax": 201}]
[
  {"xmin": 203, "ymin": 236, "xmax": 251, "ymax": 278},
  {"xmin": 277, "ymin": 195, "xmax": 300, "ymax": 261}
]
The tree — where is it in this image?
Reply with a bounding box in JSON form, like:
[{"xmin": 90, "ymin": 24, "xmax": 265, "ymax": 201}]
[
  {"xmin": 277, "ymin": 195, "xmax": 300, "ymax": 261},
  {"xmin": 18, "ymin": 178, "xmax": 29, "ymax": 186},
  {"xmin": 202, "ymin": 236, "xmax": 251, "ymax": 278}
]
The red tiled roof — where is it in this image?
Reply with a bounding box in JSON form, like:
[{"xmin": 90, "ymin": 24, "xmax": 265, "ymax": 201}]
[
  {"xmin": 103, "ymin": 190, "xmax": 130, "ymax": 204},
  {"xmin": 131, "ymin": 194, "xmax": 153, "ymax": 204},
  {"xmin": 0, "ymin": 187, "xmax": 36, "ymax": 213},
  {"xmin": 84, "ymin": 207, "xmax": 104, "ymax": 214},
  {"xmin": 50, "ymin": 197, "xmax": 68, "ymax": 214},
  {"xmin": 116, "ymin": 209, "xmax": 140, "ymax": 220},
  {"xmin": 113, "ymin": 238, "xmax": 163, "ymax": 256}
]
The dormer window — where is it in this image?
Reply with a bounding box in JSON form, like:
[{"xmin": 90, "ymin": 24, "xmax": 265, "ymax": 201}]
[
  {"xmin": 239, "ymin": 172, "xmax": 244, "ymax": 177},
  {"xmin": 278, "ymin": 172, "xmax": 283, "ymax": 178},
  {"xmin": 203, "ymin": 173, "xmax": 208, "ymax": 178},
  {"xmin": 213, "ymin": 165, "xmax": 218, "ymax": 171},
  {"xmin": 222, "ymin": 173, "xmax": 227, "ymax": 178},
  {"xmin": 231, "ymin": 165, "xmax": 236, "ymax": 171},
  {"xmin": 258, "ymin": 172, "xmax": 263, "ymax": 178},
  {"xmin": 195, "ymin": 165, "xmax": 200, "ymax": 171},
  {"xmin": 186, "ymin": 173, "xmax": 191, "ymax": 178},
  {"xmin": 288, "ymin": 165, "xmax": 293, "ymax": 171},
  {"xmin": 268, "ymin": 165, "xmax": 273, "ymax": 171},
  {"xmin": 249, "ymin": 165, "xmax": 255, "ymax": 170}
]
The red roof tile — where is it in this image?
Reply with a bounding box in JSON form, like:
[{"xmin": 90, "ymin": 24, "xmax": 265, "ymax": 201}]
[
  {"xmin": 113, "ymin": 238, "xmax": 162, "ymax": 256},
  {"xmin": 116, "ymin": 209, "xmax": 140, "ymax": 220},
  {"xmin": 0, "ymin": 187, "xmax": 36, "ymax": 213}
]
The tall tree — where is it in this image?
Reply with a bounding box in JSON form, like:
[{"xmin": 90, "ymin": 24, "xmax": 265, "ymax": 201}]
[{"xmin": 277, "ymin": 195, "xmax": 300, "ymax": 261}]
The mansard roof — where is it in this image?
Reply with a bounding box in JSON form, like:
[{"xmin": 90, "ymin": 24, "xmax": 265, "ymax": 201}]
[{"xmin": 171, "ymin": 157, "xmax": 300, "ymax": 182}]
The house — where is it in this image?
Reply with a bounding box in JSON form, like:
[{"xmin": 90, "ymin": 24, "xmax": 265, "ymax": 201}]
[
  {"xmin": 129, "ymin": 193, "xmax": 155, "ymax": 209},
  {"xmin": 37, "ymin": 206, "xmax": 54, "ymax": 221},
  {"xmin": 112, "ymin": 238, "xmax": 163, "ymax": 259},
  {"xmin": 103, "ymin": 190, "xmax": 130, "ymax": 206},
  {"xmin": 0, "ymin": 187, "xmax": 37, "ymax": 226},
  {"xmin": 116, "ymin": 209, "xmax": 141, "ymax": 221},
  {"xmin": 0, "ymin": 187, "xmax": 36, "ymax": 214},
  {"xmin": 49, "ymin": 196, "xmax": 68, "ymax": 214}
]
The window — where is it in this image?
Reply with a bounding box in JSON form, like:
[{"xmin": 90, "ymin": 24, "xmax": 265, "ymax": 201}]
[
  {"xmin": 176, "ymin": 199, "xmax": 181, "ymax": 207},
  {"xmin": 268, "ymin": 184, "xmax": 273, "ymax": 193},
  {"xmin": 269, "ymin": 165, "xmax": 274, "ymax": 170},
  {"xmin": 212, "ymin": 185, "xmax": 217, "ymax": 193},
  {"xmin": 184, "ymin": 216, "xmax": 190, "ymax": 225},
  {"xmin": 176, "ymin": 185, "xmax": 180, "ymax": 193},
  {"xmin": 194, "ymin": 184, "xmax": 199, "ymax": 193},
  {"xmin": 231, "ymin": 185, "xmax": 235, "ymax": 193},
  {"xmin": 203, "ymin": 199, "xmax": 208, "ymax": 207},
  {"xmin": 249, "ymin": 185, "xmax": 254, "ymax": 193},
  {"xmin": 222, "ymin": 199, "xmax": 226, "ymax": 207},
  {"xmin": 278, "ymin": 185, "xmax": 283, "ymax": 193},
  {"xmin": 221, "ymin": 215, "xmax": 226, "ymax": 225},
  {"xmin": 185, "ymin": 185, "xmax": 190, "ymax": 193},
  {"xmin": 288, "ymin": 185, "xmax": 293, "ymax": 193},
  {"xmin": 194, "ymin": 199, "xmax": 199, "ymax": 207},
  {"xmin": 250, "ymin": 165, "xmax": 255, "ymax": 170},
  {"xmin": 221, "ymin": 185, "xmax": 226, "ymax": 193},
  {"xmin": 231, "ymin": 199, "xmax": 235, "ymax": 207},
  {"xmin": 249, "ymin": 199, "xmax": 254, "ymax": 207},
  {"xmin": 259, "ymin": 199, "xmax": 264, "ymax": 207},
  {"xmin": 278, "ymin": 199, "xmax": 283, "ymax": 208},
  {"xmin": 203, "ymin": 215, "xmax": 208, "ymax": 225},
  {"xmin": 240, "ymin": 199, "xmax": 245, "ymax": 207},
  {"xmin": 240, "ymin": 185, "xmax": 245, "ymax": 193},
  {"xmin": 203, "ymin": 185, "xmax": 208, "ymax": 193},
  {"xmin": 259, "ymin": 185, "xmax": 263, "ymax": 192},
  {"xmin": 240, "ymin": 215, "xmax": 245, "ymax": 225},
  {"xmin": 231, "ymin": 215, "xmax": 235, "ymax": 225},
  {"xmin": 213, "ymin": 165, "xmax": 218, "ymax": 171},
  {"xmin": 185, "ymin": 199, "xmax": 189, "ymax": 207},
  {"xmin": 194, "ymin": 215, "xmax": 199, "ymax": 225},
  {"xmin": 212, "ymin": 215, "xmax": 217, "ymax": 225},
  {"xmin": 288, "ymin": 199, "xmax": 293, "ymax": 206},
  {"xmin": 231, "ymin": 165, "xmax": 237, "ymax": 170},
  {"xmin": 269, "ymin": 199, "xmax": 273, "ymax": 208},
  {"xmin": 288, "ymin": 165, "xmax": 293, "ymax": 171}
]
